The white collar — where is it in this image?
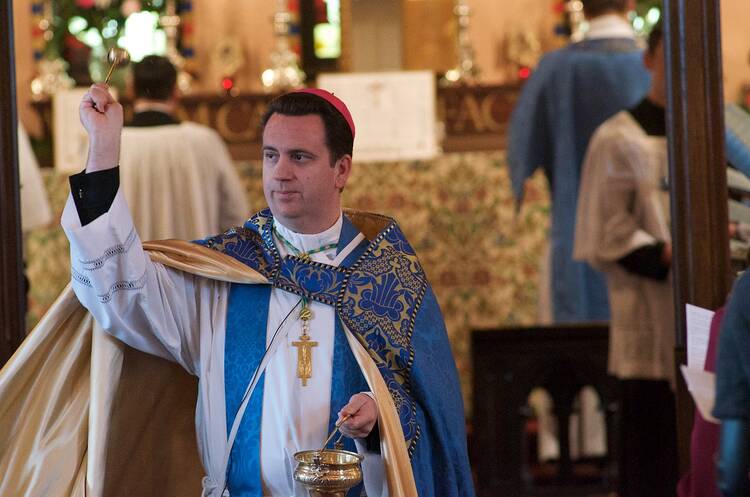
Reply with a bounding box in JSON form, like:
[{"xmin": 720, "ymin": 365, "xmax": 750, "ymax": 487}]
[
  {"xmin": 584, "ymin": 14, "xmax": 636, "ymax": 40},
  {"xmin": 273, "ymin": 213, "xmax": 343, "ymax": 257}
]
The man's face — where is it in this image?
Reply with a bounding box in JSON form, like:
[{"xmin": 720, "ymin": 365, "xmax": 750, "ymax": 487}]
[
  {"xmin": 645, "ymin": 40, "xmax": 666, "ymax": 105},
  {"xmin": 262, "ymin": 113, "xmax": 351, "ymax": 233}
]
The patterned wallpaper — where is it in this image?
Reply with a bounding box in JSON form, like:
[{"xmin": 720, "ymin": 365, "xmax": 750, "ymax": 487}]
[{"xmin": 24, "ymin": 151, "xmax": 550, "ymax": 411}]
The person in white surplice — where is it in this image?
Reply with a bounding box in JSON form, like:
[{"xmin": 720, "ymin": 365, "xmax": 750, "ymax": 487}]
[
  {"xmin": 62, "ymin": 83, "xmax": 474, "ymax": 497},
  {"xmin": 18, "ymin": 123, "xmax": 53, "ymax": 233},
  {"xmin": 18, "ymin": 122, "xmax": 54, "ymax": 308},
  {"xmin": 119, "ymin": 55, "xmax": 248, "ymax": 240},
  {"xmin": 573, "ymin": 23, "xmax": 678, "ymax": 497}
]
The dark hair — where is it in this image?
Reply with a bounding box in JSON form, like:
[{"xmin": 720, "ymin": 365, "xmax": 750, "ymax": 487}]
[
  {"xmin": 260, "ymin": 92, "xmax": 354, "ymax": 165},
  {"xmin": 582, "ymin": 0, "xmax": 630, "ymax": 17},
  {"xmin": 132, "ymin": 55, "xmax": 177, "ymax": 101},
  {"xmin": 647, "ymin": 20, "xmax": 663, "ymax": 55}
]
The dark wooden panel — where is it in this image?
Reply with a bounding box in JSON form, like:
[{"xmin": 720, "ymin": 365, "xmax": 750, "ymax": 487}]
[
  {"xmin": 472, "ymin": 324, "xmax": 616, "ymax": 497},
  {"xmin": 439, "ymin": 84, "xmax": 519, "ymax": 152},
  {"xmin": 663, "ymin": 0, "xmax": 730, "ymax": 473},
  {"xmin": 0, "ymin": 0, "xmax": 26, "ymax": 364}
]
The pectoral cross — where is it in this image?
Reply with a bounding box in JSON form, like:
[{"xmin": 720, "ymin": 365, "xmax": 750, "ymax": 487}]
[
  {"xmin": 292, "ymin": 334, "xmax": 318, "ymax": 386},
  {"xmin": 272, "ymin": 224, "xmax": 337, "ymax": 387},
  {"xmin": 292, "ymin": 304, "xmax": 317, "ymax": 386}
]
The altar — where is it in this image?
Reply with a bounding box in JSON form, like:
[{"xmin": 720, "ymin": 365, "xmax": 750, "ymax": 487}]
[{"xmin": 31, "ymin": 83, "xmax": 519, "ymax": 163}]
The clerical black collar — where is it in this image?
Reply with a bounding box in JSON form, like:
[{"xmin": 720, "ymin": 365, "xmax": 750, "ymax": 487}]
[
  {"xmin": 126, "ymin": 110, "xmax": 180, "ymax": 127},
  {"xmin": 628, "ymin": 98, "xmax": 666, "ymax": 136}
]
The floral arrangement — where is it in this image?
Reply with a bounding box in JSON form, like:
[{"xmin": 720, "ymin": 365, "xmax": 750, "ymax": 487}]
[{"xmin": 48, "ymin": 0, "xmax": 167, "ymax": 57}]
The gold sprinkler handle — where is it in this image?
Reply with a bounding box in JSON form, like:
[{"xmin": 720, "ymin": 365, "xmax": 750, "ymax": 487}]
[
  {"xmin": 103, "ymin": 48, "xmax": 131, "ymax": 85},
  {"xmin": 319, "ymin": 414, "xmax": 352, "ymax": 452}
]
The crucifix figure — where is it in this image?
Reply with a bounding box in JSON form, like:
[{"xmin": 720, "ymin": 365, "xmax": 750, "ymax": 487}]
[
  {"xmin": 272, "ymin": 227, "xmax": 337, "ymax": 387},
  {"xmin": 292, "ymin": 333, "xmax": 318, "ymax": 386}
]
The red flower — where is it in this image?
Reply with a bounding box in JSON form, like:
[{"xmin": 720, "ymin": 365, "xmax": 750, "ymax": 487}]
[
  {"xmin": 472, "ymin": 270, "xmax": 491, "ymax": 286},
  {"xmin": 439, "ymin": 271, "xmax": 459, "ymax": 286},
  {"xmin": 386, "ymin": 193, "xmax": 406, "ymax": 209},
  {"xmin": 455, "ymin": 199, "xmax": 470, "ymax": 213},
  {"xmin": 352, "ymin": 194, "xmax": 376, "ymax": 210},
  {"xmin": 75, "ymin": 0, "xmax": 96, "ymax": 8},
  {"xmin": 64, "ymin": 33, "xmax": 88, "ymax": 49}
]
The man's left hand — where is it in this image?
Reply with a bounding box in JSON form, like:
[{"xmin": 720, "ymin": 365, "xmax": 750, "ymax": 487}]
[{"xmin": 337, "ymin": 393, "xmax": 377, "ymax": 439}]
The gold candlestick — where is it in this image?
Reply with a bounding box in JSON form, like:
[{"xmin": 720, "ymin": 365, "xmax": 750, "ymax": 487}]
[
  {"xmin": 441, "ymin": 0, "xmax": 480, "ymax": 87},
  {"xmin": 261, "ymin": 0, "xmax": 305, "ymax": 91},
  {"xmin": 159, "ymin": 0, "xmax": 193, "ymax": 92}
]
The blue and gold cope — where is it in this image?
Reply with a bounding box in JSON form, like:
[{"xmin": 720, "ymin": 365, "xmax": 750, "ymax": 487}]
[{"xmin": 195, "ymin": 208, "xmax": 427, "ymax": 456}]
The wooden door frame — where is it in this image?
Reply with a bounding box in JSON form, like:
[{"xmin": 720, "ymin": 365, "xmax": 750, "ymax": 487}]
[
  {"xmin": 0, "ymin": 0, "xmax": 25, "ymax": 365},
  {"xmin": 664, "ymin": 0, "xmax": 730, "ymax": 472}
]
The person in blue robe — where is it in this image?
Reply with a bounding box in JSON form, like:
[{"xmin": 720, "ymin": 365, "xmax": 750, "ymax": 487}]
[
  {"xmin": 507, "ymin": 0, "xmax": 651, "ymax": 322},
  {"xmin": 713, "ymin": 270, "xmax": 750, "ymax": 497}
]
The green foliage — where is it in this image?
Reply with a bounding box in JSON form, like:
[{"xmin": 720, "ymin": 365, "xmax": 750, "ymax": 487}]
[
  {"xmin": 636, "ymin": 0, "xmax": 662, "ymax": 15},
  {"xmin": 48, "ymin": 0, "xmax": 165, "ymax": 57},
  {"xmin": 632, "ymin": 0, "xmax": 662, "ymax": 36}
]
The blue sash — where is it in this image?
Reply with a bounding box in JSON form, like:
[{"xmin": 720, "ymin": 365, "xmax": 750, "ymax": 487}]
[{"xmin": 223, "ymin": 217, "xmax": 369, "ymax": 496}]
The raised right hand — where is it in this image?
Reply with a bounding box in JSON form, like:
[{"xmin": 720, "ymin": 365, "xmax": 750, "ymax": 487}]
[{"xmin": 79, "ymin": 84, "xmax": 123, "ymax": 173}]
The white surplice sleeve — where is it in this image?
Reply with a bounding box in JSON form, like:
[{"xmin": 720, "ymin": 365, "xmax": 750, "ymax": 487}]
[
  {"xmin": 62, "ymin": 187, "xmax": 207, "ymax": 375},
  {"xmin": 62, "ymin": 185, "xmax": 235, "ymax": 485},
  {"xmin": 574, "ymin": 119, "xmax": 659, "ymax": 268},
  {"xmin": 212, "ymin": 132, "xmax": 249, "ymax": 231}
]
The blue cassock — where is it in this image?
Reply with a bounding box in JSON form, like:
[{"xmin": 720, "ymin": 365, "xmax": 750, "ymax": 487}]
[
  {"xmin": 725, "ymin": 103, "xmax": 750, "ymax": 179},
  {"xmin": 507, "ymin": 37, "xmax": 651, "ymax": 323},
  {"xmin": 195, "ymin": 209, "xmax": 475, "ymax": 497}
]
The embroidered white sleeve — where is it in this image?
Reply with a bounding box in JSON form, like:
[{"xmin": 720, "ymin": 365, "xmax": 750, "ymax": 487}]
[{"xmin": 62, "ymin": 188, "xmax": 205, "ymax": 375}]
